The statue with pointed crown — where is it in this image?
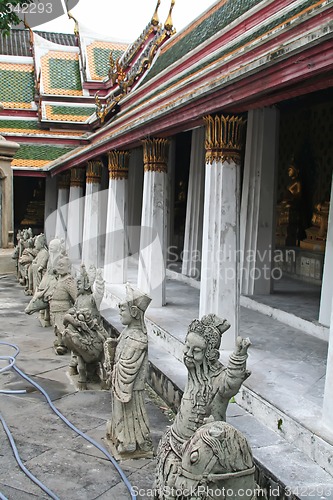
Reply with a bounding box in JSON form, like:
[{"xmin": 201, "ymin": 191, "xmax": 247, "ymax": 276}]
[
  {"xmin": 105, "ymin": 283, "xmax": 153, "ymax": 459},
  {"xmin": 154, "ymin": 314, "xmax": 251, "ymax": 498}
]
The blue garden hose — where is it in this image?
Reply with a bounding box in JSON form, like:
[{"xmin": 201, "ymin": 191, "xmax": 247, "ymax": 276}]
[{"xmin": 0, "ymin": 341, "xmax": 137, "ymax": 500}]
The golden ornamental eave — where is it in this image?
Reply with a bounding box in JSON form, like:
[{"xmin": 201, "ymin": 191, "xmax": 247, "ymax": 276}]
[
  {"xmin": 70, "ymin": 167, "xmax": 85, "ymax": 187},
  {"xmin": 94, "ymin": 3, "xmax": 176, "ymax": 126},
  {"xmin": 57, "ymin": 172, "xmax": 71, "ymax": 189},
  {"xmin": 203, "ymin": 115, "xmax": 246, "ymax": 165},
  {"xmin": 108, "ymin": 150, "xmax": 130, "ymax": 180},
  {"xmin": 142, "ymin": 138, "xmax": 169, "ymax": 173},
  {"xmin": 86, "ymin": 160, "xmax": 103, "ymax": 183}
]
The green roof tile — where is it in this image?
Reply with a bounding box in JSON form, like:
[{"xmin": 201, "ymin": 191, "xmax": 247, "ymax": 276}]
[
  {"xmin": 14, "ymin": 144, "xmax": 74, "ymax": 161},
  {"xmin": 93, "ymin": 47, "xmax": 124, "ymax": 78},
  {"xmin": 49, "ymin": 58, "xmax": 82, "ymax": 91},
  {"xmin": 50, "ymin": 106, "xmax": 93, "ymax": 116},
  {"xmin": 0, "ymin": 120, "xmax": 38, "ymax": 129},
  {"xmin": 0, "ymin": 68, "xmax": 34, "ymax": 103}
]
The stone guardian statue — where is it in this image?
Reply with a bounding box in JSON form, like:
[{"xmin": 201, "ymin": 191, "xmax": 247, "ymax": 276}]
[
  {"xmin": 154, "ymin": 314, "xmax": 251, "ymax": 498},
  {"xmin": 106, "ymin": 283, "xmax": 153, "ymax": 459}
]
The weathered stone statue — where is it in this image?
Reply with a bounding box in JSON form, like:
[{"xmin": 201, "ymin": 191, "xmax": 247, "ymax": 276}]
[
  {"xmin": 154, "ymin": 314, "xmax": 251, "ymax": 498},
  {"xmin": 19, "ymin": 234, "xmax": 36, "ymax": 293},
  {"xmin": 17, "ymin": 228, "xmax": 34, "ymax": 286},
  {"xmin": 173, "ymin": 420, "xmax": 256, "ymax": 499},
  {"xmin": 25, "ymin": 237, "xmax": 66, "ymax": 326},
  {"xmin": 12, "ymin": 229, "xmax": 23, "ymax": 279},
  {"xmin": 106, "ymin": 283, "xmax": 153, "ymax": 459},
  {"xmin": 63, "ymin": 308, "xmax": 108, "ymax": 390},
  {"xmin": 49, "ymin": 256, "xmax": 77, "ymax": 355},
  {"xmin": 62, "ymin": 264, "xmax": 109, "ymax": 389},
  {"xmin": 30, "ymin": 233, "xmax": 49, "ymax": 294}
]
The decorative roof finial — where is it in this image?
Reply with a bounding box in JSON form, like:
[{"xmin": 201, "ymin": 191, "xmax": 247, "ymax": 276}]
[
  {"xmin": 68, "ymin": 11, "xmax": 79, "ymax": 36},
  {"xmin": 164, "ymin": 0, "xmax": 175, "ymax": 32},
  {"xmin": 151, "ymin": 0, "xmax": 161, "ymax": 27}
]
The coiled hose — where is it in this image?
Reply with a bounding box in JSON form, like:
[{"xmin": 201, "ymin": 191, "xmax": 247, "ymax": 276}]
[{"xmin": 0, "ymin": 341, "xmax": 137, "ymax": 500}]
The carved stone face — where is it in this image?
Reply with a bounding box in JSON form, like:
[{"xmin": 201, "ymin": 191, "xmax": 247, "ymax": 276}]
[
  {"xmin": 49, "ymin": 239, "xmax": 61, "ymax": 254},
  {"xmin": 183, "ymin": 331, "xmax": 207, "ymax": 368},
  {"xmin": 56, "ymin": 258, "xmax": 70, "ymax": 276},
  {"xmin": 119, "ymin": 301, "xmax": 132, "ymax": 326},
  {"xmin": 35, "ymin": 236, "xmax": 44, "ymax": 250}
]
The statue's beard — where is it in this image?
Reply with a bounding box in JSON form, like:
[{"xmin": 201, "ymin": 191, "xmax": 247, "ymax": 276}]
[{"xmin": 186, "ymin": 358, "xmax": 212, "ymax": 404}]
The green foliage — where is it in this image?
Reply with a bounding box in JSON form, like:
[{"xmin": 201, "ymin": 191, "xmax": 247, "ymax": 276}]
[{"xmin": 0, "ymin": 0, "xmax": 33, "ymax": 36}]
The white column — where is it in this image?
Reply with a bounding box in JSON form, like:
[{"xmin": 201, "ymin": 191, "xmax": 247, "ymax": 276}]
[
  {"xmin": 82, "ymin": 160, "xmax": 102, "ymax": 267},
  {"xmin": 167, "ymin": 138, "xmax": 176, "ymax": 250},
  {"xmin": 127, "ymin": 148, "xmax": 143, "ymax": 256},
  {"xmin": 240, "ymin": 108, "xmax": 279, "ymax": 295},
  {"xmin": 104, "ymin": 151, "xmax": 129, "ymax": 284},
  {"xmin": 98, "ymin": 163, "xmax": 109, "ymax": 268},
  {"xmin": 138, "ymin": 139, "xmax": 169, "ymax": 307},
  {"xmin": 44, "ymin": 176, "xmax": 58, "ymax": 242},
  {"xmin": 55, "ymin": 173, "xmax": 70, "ymax": 242},
  {"xmin": 199, "ymin": 115, "xmax": 245, "ymax": 349},
  {"xmin": 0, "ymin": 137, "xmax": 19, "ymax": 248},
  {"xmin": 182, "ymin": 127, "xmax": 205, "ymax": 279},
  {"xmin": 323, "ymin": 300, "xmax": 333, "ymax": 431},
  {"xmin": 319, "ymin": 176, "xmax": 333, "ymax": 326},
  {"xmin": 66, "ymin": 168, "xmax": 85, "ymax": 262}
]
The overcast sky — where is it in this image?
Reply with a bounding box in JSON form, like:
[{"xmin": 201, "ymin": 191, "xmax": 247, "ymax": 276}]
[{"xmin": 36, "ymin": 0, "xmax": 216, "ymax": 42}]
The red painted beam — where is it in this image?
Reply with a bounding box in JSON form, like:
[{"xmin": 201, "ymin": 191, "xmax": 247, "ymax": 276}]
[{"xmin": 13, "ymin": 169, "xmax": 47, "ymax": 177}]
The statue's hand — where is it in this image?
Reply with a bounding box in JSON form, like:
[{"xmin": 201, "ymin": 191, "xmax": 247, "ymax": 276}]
[{"xmin": 234, "ymin": 336, "xmax": 251, "ymax": 356}]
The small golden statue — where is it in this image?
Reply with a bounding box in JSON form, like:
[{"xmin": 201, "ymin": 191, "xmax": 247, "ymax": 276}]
[
  {"xmin": 276, "ymin": 159, "xmax": 302, "ymax": 247},
  {"xmin": 300, "ymin": 201, "xmax": 330, "ymax": 252}
]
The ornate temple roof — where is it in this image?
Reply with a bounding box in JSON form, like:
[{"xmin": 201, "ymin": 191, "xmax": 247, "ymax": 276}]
[
  {"xmin": 0, "ymin": 29, "xmax": 76, "ymax": 57},
  {"xmin": 11, "ymin": 143, "xmax": 75, "ymax": 169}
]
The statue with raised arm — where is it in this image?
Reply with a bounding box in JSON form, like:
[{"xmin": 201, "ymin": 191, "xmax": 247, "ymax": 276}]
[
  {"xmin": 106, "ymin": 283, "xmax": 153, "ymax": 459},
  {"xmin": 154, "ymin": 314, "xmax": 251, "ymax": 498}
]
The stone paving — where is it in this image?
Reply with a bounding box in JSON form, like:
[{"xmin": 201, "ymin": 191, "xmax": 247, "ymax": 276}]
[{"xmin": 0, "ymin": 274, "xmax": 171, "ymax": 500}]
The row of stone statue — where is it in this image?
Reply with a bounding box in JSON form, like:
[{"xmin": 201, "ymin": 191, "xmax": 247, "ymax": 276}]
[{"xmin": 13, "ymin": 230, "xmax": 258, "ymax": 498}]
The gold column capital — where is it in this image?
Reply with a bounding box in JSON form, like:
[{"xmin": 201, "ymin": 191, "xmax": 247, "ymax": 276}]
[
  {"xmin": 108, "ymin": 150, "xmax": 130, "ymax": 180},
  {"xmin": 70, "ymin": 167, "xmax": 85, "ymax": 187},
  {"xmin": 57, "ymin": 172, "xmax": 70, "ymax": 189},
  {"xmin": 142, "ymin": 138, "xmax": 169, "ymax": 173},
  {"xmin": 203, "ymin": 114, "xmax": 246, "ymax": 165},
  {"xmin": 86, "ymin": 160, "xmax": 103, "ymax": 184}
]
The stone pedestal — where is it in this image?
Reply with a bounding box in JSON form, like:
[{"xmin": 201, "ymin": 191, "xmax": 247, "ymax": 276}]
[
  {"xmin": 55, "ymin": 173, "xmax": 70, "ymax": 242},
  {"xmin": 104, "ymin": 151, "xmax": 129, "ymax": 284},
  {"xmin": 67, "ymin": 168, "xmax": 85, "ymax": 261},
  {"xmin": 240, "ymin": 108, "xmax": 279, "ymax": 295},
  {"xmin": 199, "ymin": 115, "xmax": 245, "ymax": 349},
  {"xmin": 323, "ymin": 300, "xmax": 333, "ymax": 431},
  {"xmin": 127, "ymin": 148, "xmax": 143, "ymax": 257},
  {"xmin": 181, "ymin": 127, "xmax": 205, "ymax": 279},
  {"xmin": 319, "ymin": 176, "xmax": 333, "ymax": 327},
  {"xmin": 82, "ymin": 160, "xmax": 102, "ymax": 267},
  {"xmin": 138, "ymin": 139, "xmax": 169, "ymax": 307},
  {"xmin": 0, "ymin": 136, "xmax": 19, "ymax": 248}
]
